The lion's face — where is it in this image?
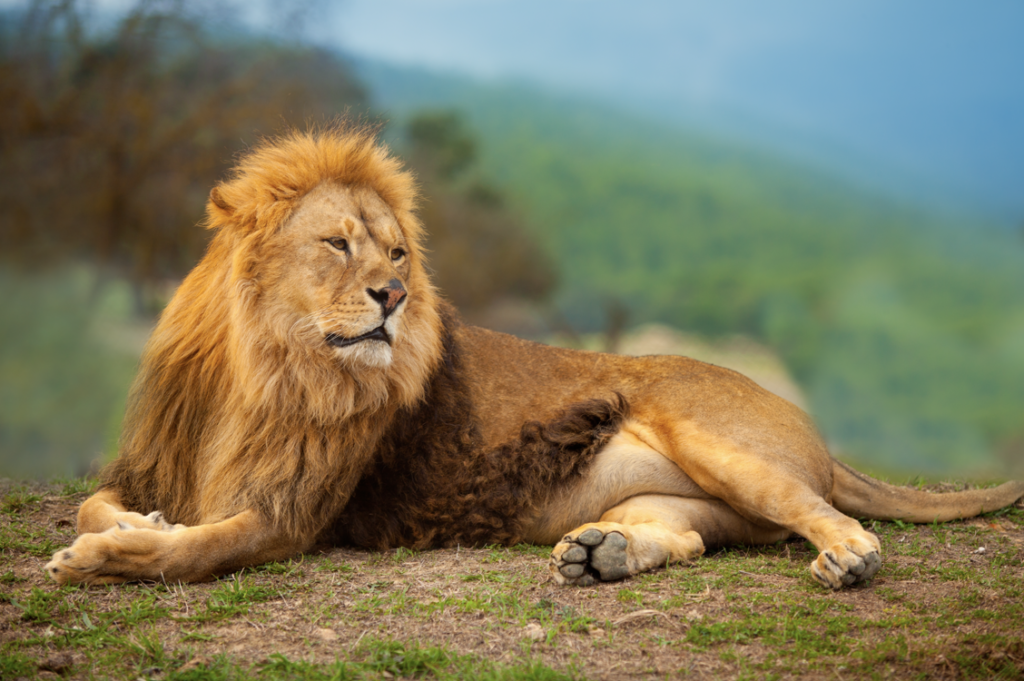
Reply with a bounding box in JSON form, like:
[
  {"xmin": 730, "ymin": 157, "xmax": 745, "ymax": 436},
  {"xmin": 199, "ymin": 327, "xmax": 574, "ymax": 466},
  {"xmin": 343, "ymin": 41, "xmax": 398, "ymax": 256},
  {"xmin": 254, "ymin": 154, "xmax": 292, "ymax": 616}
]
[{"xmin": 261, "ymin": 182, "xmax": 416, "ymax": 369}]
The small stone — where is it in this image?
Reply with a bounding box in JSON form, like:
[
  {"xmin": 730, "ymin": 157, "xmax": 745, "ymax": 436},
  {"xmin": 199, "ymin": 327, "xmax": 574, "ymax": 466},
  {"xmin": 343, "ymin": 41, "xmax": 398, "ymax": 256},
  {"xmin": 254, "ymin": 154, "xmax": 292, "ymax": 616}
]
[
  {"xmin": 523, "ymin": 622, "xmax": 545, "ymax": 641},
  {"xmin": 562, "ymin": 545, "xmax": 587, "ymax": 563},
  {"xmin": 576, "ymin": 573, "xmax": 597, "ymax": 586},
  {"xmin": 559, "ymin": 563, "xmax": 585, "ymax": 579},
  {"xmin": 972, "ymin": 546, "xmax": 986, "ymax": 555},
  {"xmin": 39, "ymin": 653, "xmax": 74, "ymax": 674},
  {"xmin": 317, "ymin": 627, "xmax": 338, "ymax": 642},
  {"xmin": 577, "ymin": 529, "xmax": 604, "ymax": 546}
]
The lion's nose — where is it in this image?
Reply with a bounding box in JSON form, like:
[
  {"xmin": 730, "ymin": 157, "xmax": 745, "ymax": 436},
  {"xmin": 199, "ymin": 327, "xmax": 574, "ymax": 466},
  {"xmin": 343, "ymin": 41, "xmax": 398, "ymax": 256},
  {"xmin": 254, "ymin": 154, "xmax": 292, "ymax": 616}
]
[{"xmin": 367, "ymin": 279, "xmax": 407, "ymax": 317}]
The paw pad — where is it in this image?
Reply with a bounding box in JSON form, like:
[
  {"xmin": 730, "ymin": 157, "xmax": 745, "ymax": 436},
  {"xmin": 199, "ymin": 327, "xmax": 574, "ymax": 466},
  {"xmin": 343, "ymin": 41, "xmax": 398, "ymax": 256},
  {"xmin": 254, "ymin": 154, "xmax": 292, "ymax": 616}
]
[
  {"xmin": 551, "ymin": 529, "xmax": 630, "ymax": 584},
  {"xmin": 590, "ymin": 532, "xmax": 629, "ymax": 580},
  {"xmin": 810, "ymin": 538, "xmax": 881, "ymax": 590}
]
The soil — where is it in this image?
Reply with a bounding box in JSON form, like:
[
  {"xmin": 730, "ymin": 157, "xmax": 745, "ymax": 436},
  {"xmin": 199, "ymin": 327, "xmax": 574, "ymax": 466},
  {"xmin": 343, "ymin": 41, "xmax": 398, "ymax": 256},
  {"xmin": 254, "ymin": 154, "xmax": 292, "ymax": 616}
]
[{"xmin": 2, "ymin": 480, "xmax": 1023, "ymax": 680}]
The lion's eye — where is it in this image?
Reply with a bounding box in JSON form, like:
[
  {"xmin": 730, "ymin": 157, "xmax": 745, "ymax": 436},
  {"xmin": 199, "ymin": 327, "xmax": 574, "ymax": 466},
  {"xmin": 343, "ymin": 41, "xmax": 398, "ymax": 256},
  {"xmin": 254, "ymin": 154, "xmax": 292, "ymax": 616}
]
[
  {"xmin": 390, "ymin": 248, "xmax": 406, "ymax": 262},
  {"xmin": 325, "ymin": 237, "xmax": 348, "ymax": 252}
]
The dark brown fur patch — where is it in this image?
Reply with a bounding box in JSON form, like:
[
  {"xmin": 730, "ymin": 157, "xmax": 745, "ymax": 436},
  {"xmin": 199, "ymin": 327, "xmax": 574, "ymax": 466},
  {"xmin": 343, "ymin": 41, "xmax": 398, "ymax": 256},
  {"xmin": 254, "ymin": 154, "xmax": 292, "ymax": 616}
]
[{"xmin": 332, "ymin": 310, "xmax": 630, "ymax": 550}]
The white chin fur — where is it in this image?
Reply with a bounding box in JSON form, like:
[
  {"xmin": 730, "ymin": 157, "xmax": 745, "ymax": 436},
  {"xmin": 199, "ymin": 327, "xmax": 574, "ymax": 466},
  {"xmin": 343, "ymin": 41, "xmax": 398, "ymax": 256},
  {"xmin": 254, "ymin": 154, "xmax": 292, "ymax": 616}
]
[
  {"xmin": 325, "ymin": 315, "xmax": 401, "ymax": 369},
  {"xmin": 334, "ymin": 339, "xmax": 394, "ymax": 368}
]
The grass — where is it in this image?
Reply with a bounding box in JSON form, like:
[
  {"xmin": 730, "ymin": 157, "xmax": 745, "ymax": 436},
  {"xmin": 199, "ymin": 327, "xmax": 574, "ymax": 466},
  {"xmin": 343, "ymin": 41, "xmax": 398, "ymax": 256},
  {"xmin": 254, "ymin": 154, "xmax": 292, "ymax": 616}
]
[{"xmin": 0, "ymin": 480, "xmax": 1022, "ymax": 679}]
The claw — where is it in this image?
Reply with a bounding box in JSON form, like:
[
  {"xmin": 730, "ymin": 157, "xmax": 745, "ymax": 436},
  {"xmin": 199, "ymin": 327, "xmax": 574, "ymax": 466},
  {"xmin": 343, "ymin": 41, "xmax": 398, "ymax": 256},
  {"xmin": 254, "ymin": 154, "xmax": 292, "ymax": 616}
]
[{"xmin": 810, "ymin": 535, "xmax": 881, "ymax": 589}]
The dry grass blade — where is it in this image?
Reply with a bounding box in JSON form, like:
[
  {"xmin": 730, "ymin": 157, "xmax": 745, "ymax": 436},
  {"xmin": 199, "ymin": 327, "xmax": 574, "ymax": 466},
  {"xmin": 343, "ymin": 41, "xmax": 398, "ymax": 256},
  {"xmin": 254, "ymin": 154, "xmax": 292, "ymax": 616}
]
[{"xmin": 612, "ymin": 608, "xmax": 679, "ymax": 628}]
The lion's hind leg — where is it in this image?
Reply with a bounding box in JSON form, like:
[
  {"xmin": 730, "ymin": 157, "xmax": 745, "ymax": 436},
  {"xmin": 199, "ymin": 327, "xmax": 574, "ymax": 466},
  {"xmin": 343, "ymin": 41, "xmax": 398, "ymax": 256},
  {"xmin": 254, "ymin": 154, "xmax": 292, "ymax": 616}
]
[
  {"xmin": 651, "ymin": 413, "xmax": 885, "ymax": 589},
  {"xmin": 803, "ymin": 508, "xmax": 882, "ymax": 589},
  {"xmin": 550, "ymin": 495, "xmax": 790, "ymax": 585}
]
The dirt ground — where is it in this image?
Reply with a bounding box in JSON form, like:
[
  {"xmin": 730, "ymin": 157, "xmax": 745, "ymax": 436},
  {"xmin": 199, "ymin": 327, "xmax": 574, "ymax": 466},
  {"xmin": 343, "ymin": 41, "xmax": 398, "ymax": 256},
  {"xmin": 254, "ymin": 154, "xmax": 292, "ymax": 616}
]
[{"xmin": 2, "ymin": 480, "xmax": 1023, "ymax": 680}]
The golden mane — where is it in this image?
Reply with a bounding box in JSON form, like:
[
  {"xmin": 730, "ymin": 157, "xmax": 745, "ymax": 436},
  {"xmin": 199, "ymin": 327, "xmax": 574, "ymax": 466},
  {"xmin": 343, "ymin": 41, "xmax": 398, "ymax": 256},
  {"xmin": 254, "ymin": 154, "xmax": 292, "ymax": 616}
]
[{"xmin": 103, "ymin": 125, "xmax": 443, "ymax": 541}]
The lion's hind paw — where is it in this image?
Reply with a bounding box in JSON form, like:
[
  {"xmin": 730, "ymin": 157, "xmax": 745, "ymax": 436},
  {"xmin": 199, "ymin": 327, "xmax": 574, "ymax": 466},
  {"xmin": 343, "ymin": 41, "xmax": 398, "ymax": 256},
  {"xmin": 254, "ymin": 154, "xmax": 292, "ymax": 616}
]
[
  {"xmin": 550, "ymin": 526, "xmax": 630, "ymax": 585},
  {"xmin": 810, "ymin": 535, "xmax": 881, "ymax": 589}
]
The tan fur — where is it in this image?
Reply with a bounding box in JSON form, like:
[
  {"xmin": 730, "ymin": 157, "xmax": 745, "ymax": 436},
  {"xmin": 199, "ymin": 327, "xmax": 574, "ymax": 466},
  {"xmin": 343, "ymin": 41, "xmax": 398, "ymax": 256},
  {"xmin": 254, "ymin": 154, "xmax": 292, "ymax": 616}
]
[{"xmin": 47, "ymin": 127, "xmax": 1024, "ymax": 589}]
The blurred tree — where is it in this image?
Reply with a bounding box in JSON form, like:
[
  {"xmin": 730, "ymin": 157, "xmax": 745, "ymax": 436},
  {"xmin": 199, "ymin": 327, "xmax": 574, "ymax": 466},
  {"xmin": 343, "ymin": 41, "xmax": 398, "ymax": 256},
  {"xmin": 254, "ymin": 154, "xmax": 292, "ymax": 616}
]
[
  {"xmin": 403, "ymin": 110, "xmax": 557, "ymax": 314},
  {"xmin": 0, "ymin": 0, "xmax": 368, "ymax": 314},
  {"xmin": 407, "ymin": 111, "xmax": 477, "ymax": 180}
]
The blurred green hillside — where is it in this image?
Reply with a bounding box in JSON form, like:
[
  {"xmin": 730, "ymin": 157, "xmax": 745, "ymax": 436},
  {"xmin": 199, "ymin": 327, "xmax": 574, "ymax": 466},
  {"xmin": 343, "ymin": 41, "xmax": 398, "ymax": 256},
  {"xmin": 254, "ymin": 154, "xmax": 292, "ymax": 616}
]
[
  {"xmin": 361, "ymin": 63, "xmax": 1024, "ymax": 476},
  {"xmin": 0, "ymin": 269, "xmax": 140, "ymax": 479}
]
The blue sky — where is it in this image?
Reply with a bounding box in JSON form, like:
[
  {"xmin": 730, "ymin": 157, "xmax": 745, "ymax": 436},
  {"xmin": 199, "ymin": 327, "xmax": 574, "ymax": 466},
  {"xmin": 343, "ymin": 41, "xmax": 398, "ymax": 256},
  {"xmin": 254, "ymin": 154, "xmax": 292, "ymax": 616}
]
[{"xmin": 306, "ymin": 0, "xmax": 1024, "ymax": 221}]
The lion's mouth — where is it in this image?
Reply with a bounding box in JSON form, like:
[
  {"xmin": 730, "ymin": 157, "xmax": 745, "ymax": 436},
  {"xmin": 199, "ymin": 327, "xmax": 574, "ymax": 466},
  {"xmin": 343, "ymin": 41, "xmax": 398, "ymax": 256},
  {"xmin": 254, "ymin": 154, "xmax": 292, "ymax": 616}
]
[{"xmin": 325, "ymin": 326, "xmax": 391, "ymax": 348}]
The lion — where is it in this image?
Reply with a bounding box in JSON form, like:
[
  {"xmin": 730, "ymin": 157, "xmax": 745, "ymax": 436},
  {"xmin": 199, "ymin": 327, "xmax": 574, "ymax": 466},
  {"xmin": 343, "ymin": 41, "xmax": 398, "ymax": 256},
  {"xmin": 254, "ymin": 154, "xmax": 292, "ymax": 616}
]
[{"xmin": 47, "ymin": 126, "xmax": 1024, "ymax": 590}]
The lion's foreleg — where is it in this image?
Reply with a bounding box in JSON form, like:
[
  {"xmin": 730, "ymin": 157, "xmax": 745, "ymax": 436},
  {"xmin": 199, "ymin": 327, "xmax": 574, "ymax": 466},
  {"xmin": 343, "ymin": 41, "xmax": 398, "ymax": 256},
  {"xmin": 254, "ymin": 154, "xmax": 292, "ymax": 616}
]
[{"xmin": 46, "ymin": 509, "xmax": 307, "ymax": 585}]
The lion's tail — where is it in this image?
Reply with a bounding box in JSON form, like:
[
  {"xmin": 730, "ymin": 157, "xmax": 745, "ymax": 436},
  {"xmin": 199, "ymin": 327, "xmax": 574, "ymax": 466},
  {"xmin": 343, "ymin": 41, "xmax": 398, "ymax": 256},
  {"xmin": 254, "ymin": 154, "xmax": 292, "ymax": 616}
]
[{"xmin": 831, "ymin": 460, "xmax": 1024, "ymax": 523}]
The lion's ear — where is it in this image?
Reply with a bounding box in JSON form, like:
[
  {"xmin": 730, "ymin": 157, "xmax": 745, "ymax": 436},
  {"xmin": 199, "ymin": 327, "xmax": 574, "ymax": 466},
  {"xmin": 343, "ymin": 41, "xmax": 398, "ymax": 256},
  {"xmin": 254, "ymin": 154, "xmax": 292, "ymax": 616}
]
[{"xmin": 209, "ymin": 187, "xmax": 233, "ymax": 216}]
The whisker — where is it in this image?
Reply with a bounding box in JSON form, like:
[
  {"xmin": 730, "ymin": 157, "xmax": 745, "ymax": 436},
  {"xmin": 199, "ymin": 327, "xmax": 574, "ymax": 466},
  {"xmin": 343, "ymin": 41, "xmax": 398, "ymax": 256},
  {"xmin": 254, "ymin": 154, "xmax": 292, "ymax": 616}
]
[{"xmin": 289, "ymin": 312, "xmax": 322, "ymax": 336}]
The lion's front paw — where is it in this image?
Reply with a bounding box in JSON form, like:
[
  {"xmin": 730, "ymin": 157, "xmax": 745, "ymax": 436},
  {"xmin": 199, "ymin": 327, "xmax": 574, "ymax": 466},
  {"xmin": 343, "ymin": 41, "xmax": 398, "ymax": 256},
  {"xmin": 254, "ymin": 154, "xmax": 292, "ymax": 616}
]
[
  {"xmin": 47, "ymin": 530, "xmax": 127, "ymax": 586},
  {"xmin": 810, "ymin": 534, "xmax": 881, "ymax": 589},
  {"xmin": 46, "ymin": 526, "xmax": 173, "ymax": 586},
  {"xmin": 550, "ymin": 526, "xmax": 631, "ymax": 585}
]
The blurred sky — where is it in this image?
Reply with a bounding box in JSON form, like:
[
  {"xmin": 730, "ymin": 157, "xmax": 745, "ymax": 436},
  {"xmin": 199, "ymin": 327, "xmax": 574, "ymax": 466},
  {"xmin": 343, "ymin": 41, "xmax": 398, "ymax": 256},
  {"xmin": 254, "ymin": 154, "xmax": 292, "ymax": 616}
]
[{"xmin": 298, "ymin": 0, "xmax": 1024, "ymax": 223}]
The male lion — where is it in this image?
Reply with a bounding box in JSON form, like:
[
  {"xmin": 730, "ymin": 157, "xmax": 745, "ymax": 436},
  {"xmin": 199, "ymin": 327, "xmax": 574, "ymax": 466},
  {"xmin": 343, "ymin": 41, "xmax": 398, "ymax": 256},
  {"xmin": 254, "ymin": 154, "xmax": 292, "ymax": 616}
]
[{"xmin": 47, "ymin": 127, "xmax": 1024, "ymax": 589}]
